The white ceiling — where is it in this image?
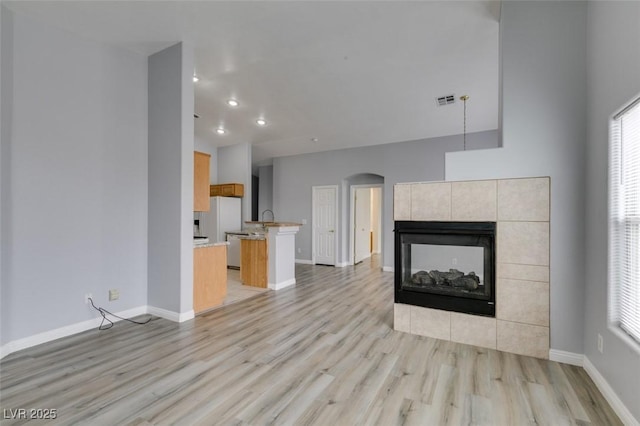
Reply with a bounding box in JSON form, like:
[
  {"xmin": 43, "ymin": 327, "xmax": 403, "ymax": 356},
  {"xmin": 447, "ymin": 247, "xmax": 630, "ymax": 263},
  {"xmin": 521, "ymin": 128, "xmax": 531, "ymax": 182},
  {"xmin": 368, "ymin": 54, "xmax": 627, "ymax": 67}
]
[{"xmin": 5, "ymin": 1, "xmax": 500, "ymax": 165}]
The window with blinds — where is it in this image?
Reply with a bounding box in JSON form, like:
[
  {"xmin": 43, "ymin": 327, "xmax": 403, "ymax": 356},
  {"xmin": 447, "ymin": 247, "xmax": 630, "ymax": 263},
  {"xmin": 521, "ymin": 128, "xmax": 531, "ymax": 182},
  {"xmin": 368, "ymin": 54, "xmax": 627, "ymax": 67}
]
[{"xmin": 610, "ymin": 96, "xmax": 640, "ymax": 344}]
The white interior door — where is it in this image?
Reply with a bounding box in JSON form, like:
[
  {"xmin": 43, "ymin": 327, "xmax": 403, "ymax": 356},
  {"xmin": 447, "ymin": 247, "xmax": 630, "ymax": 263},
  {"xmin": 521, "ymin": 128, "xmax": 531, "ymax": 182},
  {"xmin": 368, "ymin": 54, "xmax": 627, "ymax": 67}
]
[
  {"xmin": 354, "ymin": 188, "xmax": 372, "ymax": 264},
  {"xmin": 313, "ymin": 186, "xmax": 337, "ymax": 265}
]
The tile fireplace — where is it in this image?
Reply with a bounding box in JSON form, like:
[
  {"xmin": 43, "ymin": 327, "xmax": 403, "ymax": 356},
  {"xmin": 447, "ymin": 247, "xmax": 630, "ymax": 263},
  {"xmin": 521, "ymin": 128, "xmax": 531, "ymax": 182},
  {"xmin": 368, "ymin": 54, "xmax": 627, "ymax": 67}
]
[{"xmin": 393, "ymin": 177, "xmax": 550, "ymax": 359}]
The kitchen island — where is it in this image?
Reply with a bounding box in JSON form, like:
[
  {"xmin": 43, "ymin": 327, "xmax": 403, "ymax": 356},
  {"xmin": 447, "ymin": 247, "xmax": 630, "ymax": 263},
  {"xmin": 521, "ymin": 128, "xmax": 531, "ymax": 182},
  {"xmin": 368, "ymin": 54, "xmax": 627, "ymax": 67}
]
[
  {"xmin": 240, "ymin": 236, "xmax": 268, "ymax": 288},
  {"xmin": 243, "ymin": 222, "xmax": 301, "ymax": 290}
]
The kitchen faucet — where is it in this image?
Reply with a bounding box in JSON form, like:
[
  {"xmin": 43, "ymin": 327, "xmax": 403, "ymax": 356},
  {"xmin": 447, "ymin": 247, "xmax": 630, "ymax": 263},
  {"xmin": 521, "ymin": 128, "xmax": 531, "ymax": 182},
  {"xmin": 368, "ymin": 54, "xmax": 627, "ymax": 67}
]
[{"xmin": 261, "ymin": 209, "xmax": 275, "ymax": 223}]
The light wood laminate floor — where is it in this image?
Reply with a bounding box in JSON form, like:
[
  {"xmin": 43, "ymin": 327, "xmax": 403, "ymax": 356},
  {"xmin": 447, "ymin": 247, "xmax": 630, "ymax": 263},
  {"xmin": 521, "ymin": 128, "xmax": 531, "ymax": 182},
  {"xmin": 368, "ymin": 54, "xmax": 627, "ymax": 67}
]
[{"xmin": 0, "ymin": 256, "xmax": 621, "ymax": 425}]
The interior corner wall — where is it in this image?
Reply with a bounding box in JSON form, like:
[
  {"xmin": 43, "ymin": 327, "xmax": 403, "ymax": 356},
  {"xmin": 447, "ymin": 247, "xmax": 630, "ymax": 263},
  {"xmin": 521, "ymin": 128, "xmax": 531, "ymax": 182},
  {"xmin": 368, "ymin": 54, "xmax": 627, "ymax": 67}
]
[
  {"xmin": 258, "ymin": 165, "xmax": 273, "ymax": 215},
  {"xmin": 148, "ymin": 42, "xmax": 194, "ymax": 315},
  {"xmin": 585, "ymin": 2, "xmax": 640, "ymax": 421},
  {"xmin": 0, "ymin": 4, "xmax": 11, "ymax": 347},
  {"xmin": 217, "ymin": 143, "xmax": 252, "ymax": 223},
  {"xmin": 178, "ymin": 42, "xmax": 195, "ymax": 314},
  {"xmin": 1, "ymin": 9, "xmax": 148, "ymax": 342},
  {"xmin": 272, "ymin": 130, "xmax": 498, "ymax": 268},
  {"xmin": 445, "ymin": 1, "xmax": 587, "ymax": 356}
]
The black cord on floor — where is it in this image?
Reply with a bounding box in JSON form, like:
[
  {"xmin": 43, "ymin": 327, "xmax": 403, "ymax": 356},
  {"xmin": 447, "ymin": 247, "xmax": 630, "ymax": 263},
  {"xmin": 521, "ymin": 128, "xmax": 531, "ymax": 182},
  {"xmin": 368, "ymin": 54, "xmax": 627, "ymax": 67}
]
[{"xmin": 88, "ymin": 297, "xmax": 151, "ymax": 330}]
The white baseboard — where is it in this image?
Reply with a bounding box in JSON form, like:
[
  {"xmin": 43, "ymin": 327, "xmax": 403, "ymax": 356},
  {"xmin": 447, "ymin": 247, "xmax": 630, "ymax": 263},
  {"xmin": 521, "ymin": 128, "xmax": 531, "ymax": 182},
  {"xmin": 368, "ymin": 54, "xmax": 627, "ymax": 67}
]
[
  {"xmin": 549, "ymin": 349, "xmax": 638, "ymax": 424},
  {"xmin": 549, "ymin": 349, "xmax": 584, "ymax": 366},
  {"xmin": 147, "ymin": 306, "xmax": 194, "ymax": 323},
  {"xmin": 295, "ymin": 259, "xmax": 313, "ymax": 265},
  {"xmin": 179, "ymin": 309, "xmax": 195, "ymax": 322},
  {"xmin": 336, "ymin": 262, "xmax": 349, "ymax": 267},
  {"xmin": 268, "ymin": 278, "xmax": 296, "ymax": 291},
  {"xmin": 382, "ymin": 266, "xmax": 394, "ymax": 272},
  {"xmin": 0, "ymin": 305, "xmax": 147, "ymax": 360},
  {"xmin": 583, "ymin": 356, "xmax": 639, "ymax": 426}
]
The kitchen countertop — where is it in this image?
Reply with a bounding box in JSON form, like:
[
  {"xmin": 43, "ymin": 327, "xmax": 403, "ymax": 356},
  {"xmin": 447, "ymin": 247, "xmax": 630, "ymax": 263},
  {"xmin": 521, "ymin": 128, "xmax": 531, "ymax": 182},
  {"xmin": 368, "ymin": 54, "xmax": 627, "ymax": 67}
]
[
  {"xmin": 244, "ymin": 221, "xmax": 303, "ymax": 227},
  {"xmin": 194, "ymin": 241, "xmax": 229, "ymax": 248},
  {"xmin": 237, "ymin": 235, "xmax": 267, "ymax": 241}
]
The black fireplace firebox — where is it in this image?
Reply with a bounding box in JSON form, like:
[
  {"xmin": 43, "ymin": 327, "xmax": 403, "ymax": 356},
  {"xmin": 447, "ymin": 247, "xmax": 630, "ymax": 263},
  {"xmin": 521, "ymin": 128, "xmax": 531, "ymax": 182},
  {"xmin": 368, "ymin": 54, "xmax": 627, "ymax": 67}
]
[{"xmin": 394, "ymin": 221, "xmax": 496, "ymax": 317}]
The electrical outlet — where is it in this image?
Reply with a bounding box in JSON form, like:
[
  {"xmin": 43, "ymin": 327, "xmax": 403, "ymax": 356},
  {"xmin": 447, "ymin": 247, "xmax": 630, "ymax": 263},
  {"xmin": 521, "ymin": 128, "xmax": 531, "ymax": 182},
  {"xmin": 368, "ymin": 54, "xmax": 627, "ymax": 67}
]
[
  {"xmin": 297, "ymin": 248, "xmax": 302, "ymax": 254},
  {"xmin": 597, "ymin": 333, "xmax": 603, "ymax": 353},
  {"xmin": 85, "ymin": 293, "xmax": 92, "ymax": 304},
  {"xmin": 109, "ymin": 289, "xmax": 119, "ymax": 301},
  {"xmin": 301, "ymin": 219, "xmax": 307, "ymax": 225},
  {"xmin": 452, "ymin": 258, "xmax": 458, "ymax": 265}
]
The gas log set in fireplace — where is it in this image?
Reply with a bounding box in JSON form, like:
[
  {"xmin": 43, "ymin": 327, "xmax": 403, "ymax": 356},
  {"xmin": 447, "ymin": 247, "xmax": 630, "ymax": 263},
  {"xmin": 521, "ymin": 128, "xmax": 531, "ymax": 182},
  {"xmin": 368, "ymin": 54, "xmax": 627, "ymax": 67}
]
[{"xmin": 394, "ymin": 221, "xmax": 496, "ymax": 316}]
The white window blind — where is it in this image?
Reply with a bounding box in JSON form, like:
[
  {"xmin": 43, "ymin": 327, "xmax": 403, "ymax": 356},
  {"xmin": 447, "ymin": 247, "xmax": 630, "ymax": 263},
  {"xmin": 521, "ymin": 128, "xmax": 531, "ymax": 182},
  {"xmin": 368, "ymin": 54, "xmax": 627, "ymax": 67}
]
[{"xmin": 610, "ymin": 97, "xmax": 640, "ymax": 344}]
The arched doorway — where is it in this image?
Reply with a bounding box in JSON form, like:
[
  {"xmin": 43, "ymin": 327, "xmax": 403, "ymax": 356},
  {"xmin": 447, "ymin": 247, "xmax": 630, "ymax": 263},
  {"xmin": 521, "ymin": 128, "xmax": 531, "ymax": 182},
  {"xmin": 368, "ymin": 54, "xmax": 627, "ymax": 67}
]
[{"xmin": 344, "ymin": 173, "xmax": 384, "ymax": 266}]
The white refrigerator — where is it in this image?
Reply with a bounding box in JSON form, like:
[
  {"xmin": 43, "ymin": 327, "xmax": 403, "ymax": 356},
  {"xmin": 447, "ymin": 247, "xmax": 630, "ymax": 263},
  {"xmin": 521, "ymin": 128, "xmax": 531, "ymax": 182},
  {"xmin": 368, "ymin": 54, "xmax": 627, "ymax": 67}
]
[{"xmin": 200, "ymin": 196, "xmax": 242, "ymax": 243}]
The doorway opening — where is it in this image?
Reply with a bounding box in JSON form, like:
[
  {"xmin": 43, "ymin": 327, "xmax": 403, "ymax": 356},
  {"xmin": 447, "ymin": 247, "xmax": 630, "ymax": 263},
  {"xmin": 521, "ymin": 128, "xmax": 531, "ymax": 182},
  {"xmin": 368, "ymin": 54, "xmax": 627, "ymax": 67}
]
[{"xmin": 349, "ymin": 184, "xmax": 383, "ymax": 266}]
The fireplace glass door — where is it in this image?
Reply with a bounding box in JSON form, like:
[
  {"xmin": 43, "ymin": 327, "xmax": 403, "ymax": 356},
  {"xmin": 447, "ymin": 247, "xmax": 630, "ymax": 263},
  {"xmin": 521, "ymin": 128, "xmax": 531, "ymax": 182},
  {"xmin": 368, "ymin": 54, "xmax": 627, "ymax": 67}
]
[{"xmin": 395, "ymin": 221, "xmax": 496, "ymax": 316}]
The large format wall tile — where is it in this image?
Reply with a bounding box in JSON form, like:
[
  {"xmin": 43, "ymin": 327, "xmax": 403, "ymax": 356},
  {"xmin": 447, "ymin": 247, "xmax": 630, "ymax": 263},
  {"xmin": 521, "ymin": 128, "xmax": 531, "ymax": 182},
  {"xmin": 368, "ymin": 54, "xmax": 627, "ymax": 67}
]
[
  {"xmin": 410, "ymin": 306, "xmax": 451, "ymax": 340},
  {"xmin": 451, "ymin": 180, "xmax": 497, "ymax": 221},
  {"xmin": 498, "ymin": 221, "xmax": 549, "ymax": 266},
  {"xmin": 497, "ymin": 278, "xmax": 550, "ymax": 326},
  {"xmin": 497, "ymin": 263, "xmax": 549, "ymax": 282},
  {"xmin": 393, "ymin": 177, "xmax": 551, "ymax": 360},
  {"xmin": 498, "ymin": 178, "xmax": 550, "ymax": 222},
  {"xmin": 411, "ymin": 182, "xmax": 451, "ymax": 221},
  {"xmin": 394, "ymin": 303, "xmax": 411, "ymax": 333},
  {"xmin": 394, "ymin": 184, "xmax": 411, "ymax": 221},
  {"xmin": 497, "ymin": 320, "xmax": 549, "ymax": 359},
  {"xmin": 451, "ymin": 312, "xmax": 497, "ymax": 349}
]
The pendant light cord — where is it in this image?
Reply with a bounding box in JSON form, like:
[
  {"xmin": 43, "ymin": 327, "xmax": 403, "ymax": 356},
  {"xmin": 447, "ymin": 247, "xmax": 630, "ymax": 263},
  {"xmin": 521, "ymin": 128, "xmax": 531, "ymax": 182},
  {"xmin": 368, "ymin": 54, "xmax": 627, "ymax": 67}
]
[
  {"xmin": 460, "ymin": 95, "xmax": 469, "ymax": 151},
  {"xmin": 463, "ymin": 99, "xmax": 467, "ymax": 151}
]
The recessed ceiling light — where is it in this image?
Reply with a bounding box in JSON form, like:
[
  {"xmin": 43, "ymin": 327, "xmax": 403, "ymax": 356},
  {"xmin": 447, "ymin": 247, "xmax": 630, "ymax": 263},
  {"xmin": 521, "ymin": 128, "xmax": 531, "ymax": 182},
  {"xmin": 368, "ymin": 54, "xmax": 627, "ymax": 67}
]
[
  {"xmin": 256, "ymin": 118, "xmax": 267, "ymax": 126},
  {"xmin": 227, "ymin": 99, "xmax": 239, "ymax": 107},
  {"xmin": 311, "ymin": 138, "xmax": 319, "ymax": 143},
  {"xmin": 216, "ymin": 128, "xmax": 226, "ymax": 135},
  {"xmin": 193, "ymin": 74, "xmax": 199, "ymax": 83}
]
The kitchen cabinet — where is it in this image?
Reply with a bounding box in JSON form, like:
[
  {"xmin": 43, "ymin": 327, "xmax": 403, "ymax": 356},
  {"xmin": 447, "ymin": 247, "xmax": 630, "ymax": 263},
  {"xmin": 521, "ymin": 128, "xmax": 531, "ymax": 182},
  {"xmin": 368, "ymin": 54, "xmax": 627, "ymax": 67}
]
[
  {"xmin": 210, "ymin": 183, "xmax": 244, "ymax": 198},
  {"xmin": 194, "ymin": 151, "xmax": 211, "ymax": 211},
  {"xmin": 193, "ymin": 245, "xmax": 227, "ymax": 313},
  {"xmin": 241, "ymin": 238, "xmax": 268, "ymax": 288}
]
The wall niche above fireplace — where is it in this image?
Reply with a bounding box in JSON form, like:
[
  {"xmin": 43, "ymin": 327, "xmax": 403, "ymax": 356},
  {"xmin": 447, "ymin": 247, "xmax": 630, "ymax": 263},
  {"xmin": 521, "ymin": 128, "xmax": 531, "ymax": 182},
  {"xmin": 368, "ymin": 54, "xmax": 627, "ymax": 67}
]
[{"xmin": 395, "ymin": 221, "xmax": 496, "ymax": 316}]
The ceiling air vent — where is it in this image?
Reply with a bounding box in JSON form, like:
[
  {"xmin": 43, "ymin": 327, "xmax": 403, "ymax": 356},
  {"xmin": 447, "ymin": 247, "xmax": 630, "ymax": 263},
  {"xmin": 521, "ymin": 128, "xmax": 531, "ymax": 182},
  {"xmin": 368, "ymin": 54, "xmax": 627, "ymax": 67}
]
[{"xmin": 436, "ymin": 94, "xmax": 456, "ymax": 107}]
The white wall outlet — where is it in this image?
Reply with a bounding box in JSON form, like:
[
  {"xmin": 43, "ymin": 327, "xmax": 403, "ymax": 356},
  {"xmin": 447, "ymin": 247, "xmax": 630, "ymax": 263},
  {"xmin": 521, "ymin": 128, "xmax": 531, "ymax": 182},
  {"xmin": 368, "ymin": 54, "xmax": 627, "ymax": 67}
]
[
  {"xmin": 85, "ymin": 293, "xmax": 92, "ymax": 304},
  {"xmin": 109, "ymin": 289, "xmax": 119, "ymax": 301},
  {"xmin": 301, "ymin": 219, "xmax": 307, "ymax": 225},
  {"xmin": 597, "ymin": 333, "xmax": 603, "ymax": 353},
  {"xmin": 297, "ymin": 247, "xmax": 302, "ymax": 254},
  {"xmin": 452, "ymin": 258, "xmax": 458, "ymax": 265}
]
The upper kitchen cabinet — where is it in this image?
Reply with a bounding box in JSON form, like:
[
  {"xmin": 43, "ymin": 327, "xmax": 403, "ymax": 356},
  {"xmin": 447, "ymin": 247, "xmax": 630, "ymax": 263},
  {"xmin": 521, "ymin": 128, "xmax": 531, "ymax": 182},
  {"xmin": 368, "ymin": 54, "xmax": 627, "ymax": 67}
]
[
  {"xmin": 210, "ymin": 183, "xmax": 244, "ymax": 198},
  {"xmin": 194, "ymin": 151, "xmax": 211, "ymax": 211}
]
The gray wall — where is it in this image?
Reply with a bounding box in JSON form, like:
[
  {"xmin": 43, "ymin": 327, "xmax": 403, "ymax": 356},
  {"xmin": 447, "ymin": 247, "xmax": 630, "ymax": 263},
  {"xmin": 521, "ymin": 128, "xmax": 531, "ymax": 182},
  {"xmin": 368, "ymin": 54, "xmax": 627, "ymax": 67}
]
[
  {"xmin": 272, "ymin": 130, "xmax": 499, "ymax": 268},
  {"xmin": 446, "ymin": 1, "xmax": 587, "ymax": 357},
  {"xmin": 585, "ymin": 1, "xmax": 640, "ymax": 420},
  {"xmin": 218, "ymin": 143, "xmax": 252, "ymax": 223},
  {"xmin": 258, "ymin": 165, "xmax": 273, "ymax": 217},
  {"xmin": 1, "ymin": 4, "xmax": 9, "ymax": 346},
  {"xmin": 0, "ymin": 9, "xmax": 148, "ymax": 342},
  {"xmin": 148, "ymin": 42, "xmax": 194, "ymax": 315}
]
